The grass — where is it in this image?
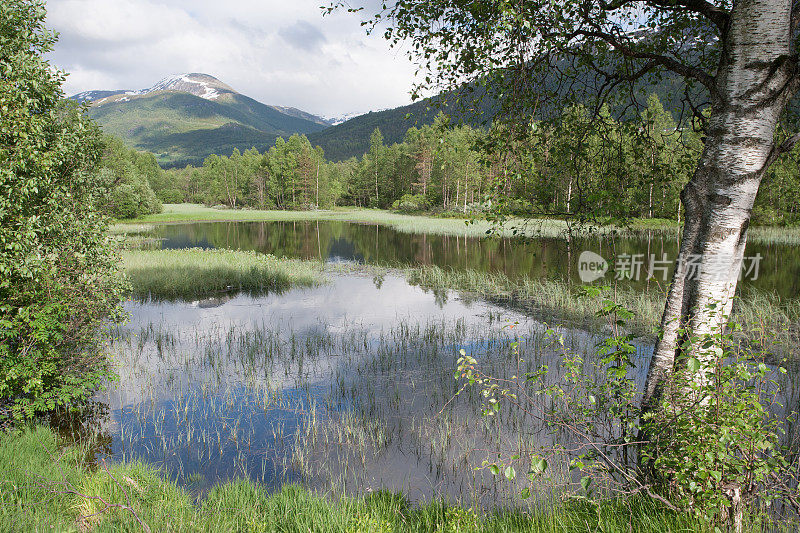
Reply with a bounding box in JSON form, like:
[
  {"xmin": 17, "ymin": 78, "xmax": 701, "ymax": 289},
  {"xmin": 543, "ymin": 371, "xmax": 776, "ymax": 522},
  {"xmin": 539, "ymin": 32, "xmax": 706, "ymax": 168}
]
[
  {"xmin": 749, "ymin": 225, "xmax": 800, "ymax": 246},
  {"xmin": 0, "ymin": 425, "xmax": 713, "ymax": 532},
  {"xmin": 117, "ymin": 204, "xmax": 800, "ymax": 245},
  {"xmin": 122, "ymin": 248, "xmax": 324, "ymax": 301},
  {"xmin": 120, "ymin": 204, "xmax": 644, "ymax": 240},
  {"xmin": 109, "ymin": 223, "xmax": 155, "ymax": 235},
  {"xmin": 405, "ymin": 265, "xmax": 800, "ymax": 349},
  {"xmin": 121, "ymin": 204, "xmax": 569, "ymax": 239}
]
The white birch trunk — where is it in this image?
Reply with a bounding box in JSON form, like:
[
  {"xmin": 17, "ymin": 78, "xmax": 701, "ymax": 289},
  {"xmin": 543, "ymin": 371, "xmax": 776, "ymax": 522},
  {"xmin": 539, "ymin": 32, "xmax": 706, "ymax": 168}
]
[{"xmin": 644, "ymin": 0, "xmax": 799, "ymax": 404}]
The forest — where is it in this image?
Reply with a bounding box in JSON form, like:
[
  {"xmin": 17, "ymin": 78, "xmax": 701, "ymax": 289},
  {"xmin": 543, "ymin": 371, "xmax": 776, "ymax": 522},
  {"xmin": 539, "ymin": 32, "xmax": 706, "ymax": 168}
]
[{"xmin": 122, "ymin": 94, "xmax": 800, "ymax": 226}]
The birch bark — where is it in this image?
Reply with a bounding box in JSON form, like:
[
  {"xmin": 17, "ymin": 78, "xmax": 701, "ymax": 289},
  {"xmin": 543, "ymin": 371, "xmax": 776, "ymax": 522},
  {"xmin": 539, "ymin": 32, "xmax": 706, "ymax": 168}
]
[{"xmin": 644, "ymin": 0, "xmax": 799, "ymax": 405}]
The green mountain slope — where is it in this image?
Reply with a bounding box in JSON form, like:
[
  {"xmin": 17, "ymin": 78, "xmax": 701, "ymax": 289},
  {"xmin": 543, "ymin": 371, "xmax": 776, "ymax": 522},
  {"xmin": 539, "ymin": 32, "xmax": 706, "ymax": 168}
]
[
  {"xmin": 309, "ymin": 71, "xmax": 693, "ymax": 162},
  {"xmin": 79, "ymin": 74, "xmax": 329, "ymax": 168},
  {"xmin": 135, "ymin": 123, "xmax": 279, "ymax": 169},
  {"xmin": 88, "ymin": 92, "xmax": 326, "ymax": 167},
  {"xmin": 308, "ymin": 90, "xmax": 495, "ymax": 162}
]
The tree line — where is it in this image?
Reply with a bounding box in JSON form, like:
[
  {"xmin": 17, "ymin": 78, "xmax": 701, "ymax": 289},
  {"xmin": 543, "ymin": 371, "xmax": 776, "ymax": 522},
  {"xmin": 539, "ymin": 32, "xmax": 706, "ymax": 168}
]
[{"xmin": 128, "ymin": 94, "xmax": 799, "ymax": 226}]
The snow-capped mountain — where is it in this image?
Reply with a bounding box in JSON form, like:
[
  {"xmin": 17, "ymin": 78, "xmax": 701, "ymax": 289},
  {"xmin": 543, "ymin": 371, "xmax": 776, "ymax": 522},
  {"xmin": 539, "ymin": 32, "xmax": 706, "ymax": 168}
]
[
  {"xmin": 70, "ymin": 90, "xmax": 129, "ymax": 103},
  {"xmin": 70, "ymin": 73, "xmax": 332, "ymax": 168},
  {"xmin": 323, "ymin": 112, "xmax": 363, "ymax": 127},
  {"xmin": 129, "ymin": 73, "xmax": 236, "ymax": 101},
  {"xmin": 73, "ymin": 73, "xmax": 238, "ymax": 106}
]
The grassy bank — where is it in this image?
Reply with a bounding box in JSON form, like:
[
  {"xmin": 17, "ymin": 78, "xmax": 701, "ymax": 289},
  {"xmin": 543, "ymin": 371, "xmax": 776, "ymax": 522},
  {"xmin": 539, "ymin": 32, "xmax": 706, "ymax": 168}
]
[
  {"xmin": 123, "ymin": 204, "xmax": 576, "ymax": 239},
  {"xmin": 122, "ymin": 248, "xmax": 324, "ymax": 301},
  {"xmin": 0, "ymin": 425, "xmax": 707, "ymax": 532},
  {"xmin": 406, "ymin": 265, "xmax": 800, "ymax": 347},
  {"xmin": 119, "ymin": 204, "xmax": 800, "ymax": 245}
]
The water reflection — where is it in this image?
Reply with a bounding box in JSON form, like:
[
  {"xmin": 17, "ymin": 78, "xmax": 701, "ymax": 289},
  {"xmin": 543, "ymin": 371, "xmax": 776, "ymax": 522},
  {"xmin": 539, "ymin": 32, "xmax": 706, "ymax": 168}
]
[
  {"xmin": 65, "ymin": 273, "xmax": 799, "ymax": 509},
  {"xmin": 150, "ymin": 221, "xmax": 800, "ymax": 298}
]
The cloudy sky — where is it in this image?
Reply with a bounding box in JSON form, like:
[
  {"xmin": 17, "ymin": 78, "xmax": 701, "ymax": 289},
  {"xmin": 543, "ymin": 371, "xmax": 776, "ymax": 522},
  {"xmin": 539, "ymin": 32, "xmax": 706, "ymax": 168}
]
[{"xmin": 44, "ymin": 0, "xmax": 420, "ymax": 118}]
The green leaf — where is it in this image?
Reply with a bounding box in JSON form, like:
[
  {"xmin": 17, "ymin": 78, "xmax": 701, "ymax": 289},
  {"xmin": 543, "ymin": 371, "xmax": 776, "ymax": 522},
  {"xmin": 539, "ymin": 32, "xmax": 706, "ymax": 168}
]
[{"xmin": 532, "ymin": 457, "xmax": 547, "ymax": 474}]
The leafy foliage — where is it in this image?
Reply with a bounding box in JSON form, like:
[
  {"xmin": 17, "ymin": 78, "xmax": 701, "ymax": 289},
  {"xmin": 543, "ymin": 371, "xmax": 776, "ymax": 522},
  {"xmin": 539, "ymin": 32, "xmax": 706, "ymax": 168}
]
[
  {"xmin": 641, "ymin": 317, "xmax": 792, "ymax": 527},
  {"xmin": 0, "ymin": 0, "xmax": 126, "ymax": 420},
  {"xmin": 98, "ymin": 136, "xmax": 162, "ymax": 219},
  {"xmin": 455, "ymin": 290, "xmax": 798, "ymax": 529}
]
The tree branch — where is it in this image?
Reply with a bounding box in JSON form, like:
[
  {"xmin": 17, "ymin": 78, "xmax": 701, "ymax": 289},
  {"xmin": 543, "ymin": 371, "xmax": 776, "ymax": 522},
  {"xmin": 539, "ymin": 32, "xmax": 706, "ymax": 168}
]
[
  {"xmin": 572, "ymin": 28, "xmax": 719, "ymax": 98},
  {"xmin": 647, "ymin": 0, "xmax": 730, "ymax": 34},
  {"xmin": 762, "ymin": 131, "xmax": 800, "ymax": 170}
]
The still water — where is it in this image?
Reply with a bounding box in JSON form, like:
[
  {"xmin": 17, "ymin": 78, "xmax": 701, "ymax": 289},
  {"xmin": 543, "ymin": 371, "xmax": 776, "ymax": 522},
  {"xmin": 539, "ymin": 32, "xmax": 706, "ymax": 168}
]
[
  {"xmin": 88, "ymin": 273, "xmax": 656, "ymax": 507},
  {"xmin": 66, "ymin": 222, "xmax": 800, "ymax": 508},
  {"xmin": 149, "ymin": 221, "xmax": 800, "ymax": 298}
]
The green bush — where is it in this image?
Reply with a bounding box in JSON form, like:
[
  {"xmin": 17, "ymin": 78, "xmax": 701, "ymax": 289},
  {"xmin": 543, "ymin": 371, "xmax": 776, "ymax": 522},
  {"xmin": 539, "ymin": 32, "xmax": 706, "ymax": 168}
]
[
  {"xmin": 103, "ymin": 169, "xmax": 162, "ymax": 219},
  {"xmin": 392, "ymin": 193, "xmax": 429, "ymax": 213},
  {"xmin": 157, "ymin": 188, "xmax": 186, "ymax": 204},
  {"xmin": 457, "ymin": 289, "xmax": 796, "ymax": 532},
  {"xmin": 98, "ymin": 137, "xmax": 163, "ymax": 219},
  {"xmin": 0, "ymin": 1, "xmax": 127, "ymax": 420}
]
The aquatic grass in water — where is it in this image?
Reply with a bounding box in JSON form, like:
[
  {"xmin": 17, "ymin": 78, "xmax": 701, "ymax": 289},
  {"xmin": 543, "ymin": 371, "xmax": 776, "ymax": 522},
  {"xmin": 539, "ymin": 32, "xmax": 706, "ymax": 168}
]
[
  {"xmin": 15, "ymin": 273, "xmax": 799, "ymax": 529},
  {"xmin": 92, "ymin": 290, "xmax": 602, "ymax": 507},
  {"xmin": 406, "ymin": 265, "xmax": 800, "ymax": 352},
  {"xmin": 749, "ymin": 225, "xmax": 800, "ymax": 246},
  {"xmin": 122, "ymin": 248, "xmax": 324, "ymax": 301}
]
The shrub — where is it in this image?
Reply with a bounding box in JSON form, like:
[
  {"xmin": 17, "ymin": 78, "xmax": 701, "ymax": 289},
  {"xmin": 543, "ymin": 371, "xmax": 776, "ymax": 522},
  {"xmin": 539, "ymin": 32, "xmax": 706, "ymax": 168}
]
[
  {"xmin": 456, "ymin": 288, "xmax": 797, "ymax": 532},
  {"xmin": 0, "ymin": 1, "xmax": 127, "ymax": 420},
  {"xmin": 392, "ymin": 193, "xmax": 429, "ymax": 213}
]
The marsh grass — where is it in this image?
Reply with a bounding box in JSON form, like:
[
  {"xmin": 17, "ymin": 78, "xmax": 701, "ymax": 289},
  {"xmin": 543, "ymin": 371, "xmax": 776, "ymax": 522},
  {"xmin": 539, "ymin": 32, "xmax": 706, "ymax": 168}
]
[
  {"xmin": 0, "ymin": 425, "xmax": 717, "ymax": 532},
  {"xmin": 10, "ymin": 285, "xmax": 794, "ymax": 530},
  {"xmin": 124, "ymin": 204, "xmax": 574, "ymax": 239},
  {"xmin": 122, "ymin": 248, "xmax": 324, "ymax": 301},
  {"xmin": 122, "ymin": 204, "xmax": 799, "ymax": 245},
  {"xmin": 749, "ymin": 225, "xmax": 800, "ymax": 246},
  {"xmin": 123, "ymin": 204, "xmax": 669, "ymax": 240},
  {"xmin": 109, "ymin": 223, "xmax": 155, "ymax": 235},
  {"xmin": 406, "ymin": 265, "xmax": 800, "ymax": 351},
  {"xmin": 97, "ymin": 309, "xmax": 615, "ymax": 507}
]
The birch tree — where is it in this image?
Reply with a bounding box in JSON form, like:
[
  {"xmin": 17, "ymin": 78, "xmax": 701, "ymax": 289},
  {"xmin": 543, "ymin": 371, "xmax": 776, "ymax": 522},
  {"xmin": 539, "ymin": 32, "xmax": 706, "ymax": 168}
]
[{"xmin": 331, "ymin": 0, "xmax": 800, "ymax": 406}]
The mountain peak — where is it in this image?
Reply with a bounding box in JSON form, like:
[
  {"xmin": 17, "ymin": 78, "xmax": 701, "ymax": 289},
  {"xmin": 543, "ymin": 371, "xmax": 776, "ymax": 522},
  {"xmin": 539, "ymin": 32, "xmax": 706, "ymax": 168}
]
[{"xmin": 135, "ymin": 73, "xmax": 236, "ymax": 101}]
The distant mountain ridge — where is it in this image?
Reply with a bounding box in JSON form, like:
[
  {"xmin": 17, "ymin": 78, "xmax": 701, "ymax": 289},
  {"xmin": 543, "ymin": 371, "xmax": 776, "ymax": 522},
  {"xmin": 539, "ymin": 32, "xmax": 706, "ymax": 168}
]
[
  {"xmin": 72, "ymin": 63, "xmax": 694, "ymax": 168},
  {"xmin": 70, "ymin": 73, "xmax": 333, "ymax": 167}
]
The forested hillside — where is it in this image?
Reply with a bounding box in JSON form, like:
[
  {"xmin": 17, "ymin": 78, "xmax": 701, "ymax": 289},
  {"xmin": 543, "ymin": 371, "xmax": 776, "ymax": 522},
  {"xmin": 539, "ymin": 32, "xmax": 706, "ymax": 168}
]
[
  {"xmin": 143, "ymin": 95, "xmax": 799, "ymax": 226},
  {"xmin": 309, "ymin": 65, "xmax": 690, "ymax": 162},
  {"xmin": 74, "ymin": 74, "xmax": 328, "ymax": 168}
]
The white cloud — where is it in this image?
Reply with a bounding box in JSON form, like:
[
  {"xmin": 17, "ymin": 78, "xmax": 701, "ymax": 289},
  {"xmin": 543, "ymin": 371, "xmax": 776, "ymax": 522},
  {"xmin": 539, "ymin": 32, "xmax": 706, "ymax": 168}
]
[{"xmin": 44, "ymin": 0, "xmax": 421, "ymax": 117}]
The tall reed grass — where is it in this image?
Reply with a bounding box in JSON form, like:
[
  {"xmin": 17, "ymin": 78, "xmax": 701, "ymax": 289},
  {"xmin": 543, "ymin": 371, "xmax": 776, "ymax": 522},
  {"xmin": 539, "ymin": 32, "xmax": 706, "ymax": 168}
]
[
  {"xmin": 406, "ymin": 265, "xmax": 799, "ymax": 350},
  {"xmin": 122, "ymin": 248, "xmax": 323, "ymax": 301}
]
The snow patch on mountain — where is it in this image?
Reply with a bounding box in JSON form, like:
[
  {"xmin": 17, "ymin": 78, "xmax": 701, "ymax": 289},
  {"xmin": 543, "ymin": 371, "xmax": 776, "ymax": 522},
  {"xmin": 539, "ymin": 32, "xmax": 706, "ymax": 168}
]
[
  {"xmin": 323, "ymin": 112, "xmax": 362, "ymax": 126},
  {"xmin": 132, "ymin": 73, "xmax": 235, "ymax": 100},
  {"xmin": 70, "ymin": 90, "xmax": 129, "ymax": 103}
]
